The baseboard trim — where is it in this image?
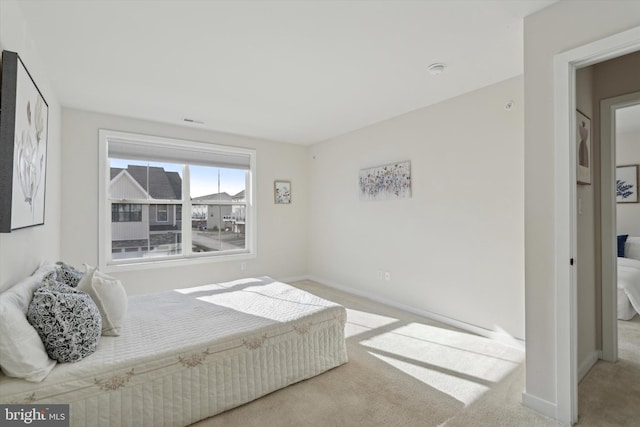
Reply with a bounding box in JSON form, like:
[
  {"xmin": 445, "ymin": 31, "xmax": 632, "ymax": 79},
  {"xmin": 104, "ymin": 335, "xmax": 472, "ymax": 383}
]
[
  {"xmin": 303, "ymin": 275, "xmax": 524, "ymax": 349},
  {"xmin": 522, "ymin": 392, "xmax": 557, "ymax": 421},
  {"xmin": 578, "ymin": 350, "xmax": 600, "ymax": 382}
]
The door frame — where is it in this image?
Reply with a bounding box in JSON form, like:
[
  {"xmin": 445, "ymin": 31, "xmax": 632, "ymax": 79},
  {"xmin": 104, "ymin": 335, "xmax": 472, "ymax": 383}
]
[
  {"xmin": 553, "ymin": 26, "xmax": 640, "ymax": 424},
  {"xmin": 600, "ymin": 91, "xmax": 640, "ymax": 362}
]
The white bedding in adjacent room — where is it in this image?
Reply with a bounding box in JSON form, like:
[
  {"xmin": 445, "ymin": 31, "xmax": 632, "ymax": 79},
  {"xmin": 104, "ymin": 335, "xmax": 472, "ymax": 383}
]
[
  {"xmin": 0, "ymin": 276, "xmax": 348, "ymax": 426},
  {"xmin": 618, "ymin": 257, "xmax": 640, "ymax": 320}
]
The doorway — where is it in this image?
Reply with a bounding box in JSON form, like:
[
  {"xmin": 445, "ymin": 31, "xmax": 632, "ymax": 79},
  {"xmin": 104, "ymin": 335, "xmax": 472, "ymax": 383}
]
[
  {"xmin": 553, "ymin": 27, "xmax": 640, "ymax": 424},
  {"xmin": 600, "ymin": 92, "xmax": 640, "ymax": 362}
]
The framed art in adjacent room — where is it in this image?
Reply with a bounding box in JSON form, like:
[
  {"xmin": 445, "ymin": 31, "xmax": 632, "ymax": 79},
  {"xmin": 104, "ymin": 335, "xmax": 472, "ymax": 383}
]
[
  {"xmin": 0, "ymin": 50, "xmax": 49, "ymax": 232},
  {"xmin": 576, "ymin": 109, "xmax": 591, "ymax": 185},
  {"xmin": 616, "ymin": 164, "xmax": 638, "ymax": 203},
  {"xmin": 274, "ymin": 180, "xmax": 291, "ymax": 204}
]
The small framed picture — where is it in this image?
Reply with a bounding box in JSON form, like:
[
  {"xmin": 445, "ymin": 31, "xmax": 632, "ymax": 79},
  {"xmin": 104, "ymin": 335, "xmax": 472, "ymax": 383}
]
[
  {"xmin": 576, "ymin": 109, "xmax": 591, "ymax": 185},
  {"xmin": 616, "ymin": 164, "xmax": 638, "ymax": 203},
  {"xmin": 274, "ymin": 180, "xmax": 291, "ymax": 204}
]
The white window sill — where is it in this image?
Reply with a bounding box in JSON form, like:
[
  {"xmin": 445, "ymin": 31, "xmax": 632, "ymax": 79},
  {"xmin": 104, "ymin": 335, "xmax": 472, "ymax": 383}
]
[{"xmin": 102, "ymin": 251, "xmax": 256, "ymax": 273}]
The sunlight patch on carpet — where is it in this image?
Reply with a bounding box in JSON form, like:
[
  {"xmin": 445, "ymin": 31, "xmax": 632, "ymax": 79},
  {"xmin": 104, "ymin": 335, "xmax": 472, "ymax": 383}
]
[
  {"xmin": 370, "ymin": 352, "xmax": 490, "ymax": 406},
  {"xmin": 344, "ymin": 308, "xmax": 398, "ymax": 338},
  {"xmin": 389, "ymin": 322, "xmax": 524, "ymax": 364},
  {"xmin": 360, "ymin": 322, "xmax": 524, "ymax": 405}
]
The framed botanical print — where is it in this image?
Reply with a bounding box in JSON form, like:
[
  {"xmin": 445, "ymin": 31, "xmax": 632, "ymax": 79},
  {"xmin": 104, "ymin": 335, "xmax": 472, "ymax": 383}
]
[
  {"xmin": 0, "ymin": 50, "xmax": 49, "ymax": 232},
  {"xmin": 274, "ymin": 180, "xmax": 291, "ymax": 204},
  {"xmin": 617, "ymin": 164, "xmax": 638, "ymax": 203}
]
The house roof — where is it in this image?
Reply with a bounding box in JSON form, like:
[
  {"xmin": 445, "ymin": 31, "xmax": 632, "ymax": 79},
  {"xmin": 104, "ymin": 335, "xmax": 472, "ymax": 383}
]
[
  {"xmin": 192, "ymin": 190, "xmax": 245, "ymax": 202},
  {"xmin": 110, "ymin": 166, "xmax": 182, "ymax": 200},
  {"xmin": 192, "ymin": 192, "xmax": 232, "ymax": 202}
]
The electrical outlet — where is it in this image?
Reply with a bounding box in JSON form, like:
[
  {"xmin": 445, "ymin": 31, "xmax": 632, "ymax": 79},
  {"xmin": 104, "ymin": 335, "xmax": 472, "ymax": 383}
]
[
  {"xmin": 240, "ymin": 262, "xmax": 247, "ymax": 271},
  {"xmin": 384, "ymin": 272, "xmax": 391, "ymax": 281}
]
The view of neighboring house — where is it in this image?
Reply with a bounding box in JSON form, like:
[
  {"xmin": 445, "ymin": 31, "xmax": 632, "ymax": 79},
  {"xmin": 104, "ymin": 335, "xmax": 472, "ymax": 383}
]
[
  {"xmin": 192, "ymin": 190, "xmax": 246, "ymax": 234},
  {"xmin": 109, "ymin": 166, "xmax": 246, "ymax": 259},
  {"xmin": 109, "ymin": 165, "xmax": 182, "ymax": 259}
]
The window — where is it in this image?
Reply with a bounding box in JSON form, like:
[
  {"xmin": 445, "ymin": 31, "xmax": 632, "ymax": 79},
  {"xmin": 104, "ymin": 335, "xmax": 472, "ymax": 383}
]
[
  {"xmin": 156, "ymin": 205, "xmax": 168, "ymax": 222},
  {"xmin": 99, "ymin": 130, "xmax": 255, "ymax": 269},
  {"xmin": 111, "ymin": 204, "xmax": 142, "ymax": 222}
]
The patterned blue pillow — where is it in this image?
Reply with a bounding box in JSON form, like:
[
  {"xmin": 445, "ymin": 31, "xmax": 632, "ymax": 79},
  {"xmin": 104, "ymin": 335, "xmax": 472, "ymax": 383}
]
[
  {"xmin": 618, "ymin": 235, "xmax": 629, "ymax": 257},
  {"xmin": 27, "ymin": 278, "xmax": 102, "ymax": 363}
]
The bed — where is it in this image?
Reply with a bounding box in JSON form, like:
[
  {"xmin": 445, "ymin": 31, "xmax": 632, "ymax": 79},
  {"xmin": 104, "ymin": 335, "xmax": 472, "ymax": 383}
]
[
  {"xmin": 618, "ymin": 236, "xmax": 640, "ymax": 320},
  {"xmin": 0, "ymin": 276, "xmax": 348, "ymax": 426},
  {"xmin": 618, "ymin": 257, "xmax": 640, "ymax": 320}
]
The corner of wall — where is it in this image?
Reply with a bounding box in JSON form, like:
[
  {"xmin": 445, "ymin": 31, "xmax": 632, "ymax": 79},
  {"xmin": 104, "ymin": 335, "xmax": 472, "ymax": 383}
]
[{"xmin": 0, "ymin": 0, "xmax": 62, "ymax": 291}]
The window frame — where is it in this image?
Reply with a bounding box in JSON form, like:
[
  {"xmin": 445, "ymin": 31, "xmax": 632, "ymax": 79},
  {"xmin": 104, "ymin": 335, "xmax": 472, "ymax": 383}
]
[{"xmin": 99, "ymin": 129, "xmax": 257, "ymax": 272}]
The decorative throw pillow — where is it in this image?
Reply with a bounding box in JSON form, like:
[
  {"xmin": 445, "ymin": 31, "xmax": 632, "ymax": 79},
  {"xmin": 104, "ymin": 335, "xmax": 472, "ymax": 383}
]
[
  {"xmin": 52, "ymin": 261, "xmax": 85, "ymax": 287},
  {"xmin": 626, "ymin": 236, "xmax": 640, "ymax": 260},
  {"xmin": 77, "ymin": 266, "xmax": 127, "ymax": 336},
  {"xmin": 618, "ymin": 235, "xmax": 629, "ymax": 257},
  {"xmin": 27, "ymin": 279, "xmax": 102, "ymax": 363},
  {"xmin": 0, "ymin": 272, "xmax": 56, "ymax": 381}
]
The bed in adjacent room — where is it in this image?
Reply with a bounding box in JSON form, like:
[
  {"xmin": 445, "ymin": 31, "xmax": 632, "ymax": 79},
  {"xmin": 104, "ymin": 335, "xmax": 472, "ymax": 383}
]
[
  {"xmin": 0, "ymin": 275, "xmax": 348, "ymax": 427},
  {"xmin": 618, "ymin": 236, "xmax": 640, "ymax": 320}
]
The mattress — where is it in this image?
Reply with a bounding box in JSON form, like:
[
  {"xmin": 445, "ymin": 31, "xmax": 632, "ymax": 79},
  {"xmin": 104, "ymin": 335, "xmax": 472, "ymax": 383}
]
[
  {"xmin": 0, "ymin": 277, "xmax": 348, "ymax": 426},
  {"xmin": 617, "ymin": 257, "xmax": 640, "ymax": 320},
  {"xmin": 617, "ymin": 286, "xmax": 636, "ymax": 321}
]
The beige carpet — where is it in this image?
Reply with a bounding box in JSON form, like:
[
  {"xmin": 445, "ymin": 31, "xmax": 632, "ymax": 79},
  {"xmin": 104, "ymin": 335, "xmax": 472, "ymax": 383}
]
[
  {"xmin": 578, "ymin": 315, "xmax": 640, "ymax": 426},
  {"xmin": 191, "ymin": 280, "xmax": 639, "ymax": 427}
]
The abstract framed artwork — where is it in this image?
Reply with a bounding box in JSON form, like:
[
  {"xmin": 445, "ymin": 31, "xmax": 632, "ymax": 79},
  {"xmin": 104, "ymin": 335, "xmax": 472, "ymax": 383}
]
[
  {"xmin": 576, "ymin": 109, "xmax": 591, "ymax": 185},
  {"xmin": 274, "ymin": 180, "xmax": 291, "ymax": 204},
  {"xmin": 359, "ymin": 161, "xmax": 411, "ymax": 201},
  {"xmin": 0, "ymin": 50, "xmax": 48, "ymax": 232},
  {"xmin": 616, "ymin": 164, "xmax": 638, "ymax": 203}
]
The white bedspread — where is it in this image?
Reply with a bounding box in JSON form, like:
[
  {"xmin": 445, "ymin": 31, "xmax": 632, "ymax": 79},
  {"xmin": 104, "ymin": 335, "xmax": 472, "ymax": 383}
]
[
  {"xmin": 618, "ymin": 257, "xmax": 640, "ymax": 320},
  {"xmin": 0, "ymin": 277, "xmax": 348, "ymax": 426}
]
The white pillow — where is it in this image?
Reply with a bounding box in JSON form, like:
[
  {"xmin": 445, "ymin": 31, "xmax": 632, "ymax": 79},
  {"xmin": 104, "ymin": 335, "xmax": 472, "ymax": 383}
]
[
  {"xmin": 0, "ymin": 272, "xmax": 56, "ymax": 382},
  {"xmin": 625, "ymin": 236, "xmax": 640, "ymax": 261},
  {"xmin": 32, "ymin": 260, "xmax": 58, "ymax": 277},
  {"xmin": 77, "ymin": 266, "xmax": 127, "ymax": 336}
]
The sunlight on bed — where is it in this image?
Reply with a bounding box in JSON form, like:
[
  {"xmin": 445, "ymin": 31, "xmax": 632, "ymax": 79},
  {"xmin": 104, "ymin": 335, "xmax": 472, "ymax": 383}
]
[
  {"xmin": 360, "ymin": 322, "xmax": 524, "ymax": 406},
  {"xmin": 173, "ymin": 278, "xmax": 263, "ymax": 294}
]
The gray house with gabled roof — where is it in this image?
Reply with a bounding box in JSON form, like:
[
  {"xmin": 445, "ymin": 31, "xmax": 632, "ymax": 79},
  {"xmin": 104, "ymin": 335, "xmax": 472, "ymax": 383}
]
[
  {"xmin": 111, "ymin": 165, "xmax": 182, "ymax": 200},
  {"xmin": 110, "ymin": 166, "xmax": 182, "ymax": 259}
]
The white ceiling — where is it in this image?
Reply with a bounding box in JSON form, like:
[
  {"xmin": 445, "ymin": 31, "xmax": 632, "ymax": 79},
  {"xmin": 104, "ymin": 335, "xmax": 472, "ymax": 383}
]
[{"xmin": 16, "ymin": 0, "xmax": 557, "ymax": 145}]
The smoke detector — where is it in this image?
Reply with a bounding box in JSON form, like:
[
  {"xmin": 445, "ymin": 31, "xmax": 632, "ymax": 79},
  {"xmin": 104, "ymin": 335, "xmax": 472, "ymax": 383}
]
[{"xmin": 427, "ymin": 63, "xmax": 446, "ymax": 75}]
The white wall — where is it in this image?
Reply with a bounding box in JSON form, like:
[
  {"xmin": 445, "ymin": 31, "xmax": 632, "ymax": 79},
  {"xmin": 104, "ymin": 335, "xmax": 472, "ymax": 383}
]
[
  {"xmin": 524, "ymin": 0, "xmax": 640, "ymax": 416},
  {"xmin": 308, "ymin": 76, "xmax": 525, "ymax": 339},
  {"xmin": 617, "ymin": 131, "xmax": 640, "ymax": 236},
  {"xmin": 61, "ymin": 109, "xmax": 309, "ymax": 295},
  {"xmin": 0, "ymin": 0, "xmax": 61, "ymax": 292}
]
